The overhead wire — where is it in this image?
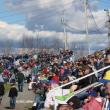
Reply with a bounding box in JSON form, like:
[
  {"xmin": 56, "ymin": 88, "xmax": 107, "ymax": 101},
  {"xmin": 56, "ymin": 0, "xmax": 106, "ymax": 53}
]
[
  {"xmin": 64, "ymin": 22, "xmax": 85, "ymax": 33},
  {"xmin": 0, "ymin": 0, "xmax": 108, "ymax": 32},
  {"xmin": 88, "ymin": 3, "xmax": 105, "ymax": 34},
  {"xmin": 0, "ymin": 0, "xmax": 109, "ymax": 19},
  {"xmin": 62, "ymin": 0, "xmax": 106, "ymax": 34}
]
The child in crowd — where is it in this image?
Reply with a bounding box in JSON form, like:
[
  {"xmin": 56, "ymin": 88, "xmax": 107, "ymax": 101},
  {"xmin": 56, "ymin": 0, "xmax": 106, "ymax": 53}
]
[{"xmin": 8, "ymin": 83, "xmax": 18, "ymax": 109}]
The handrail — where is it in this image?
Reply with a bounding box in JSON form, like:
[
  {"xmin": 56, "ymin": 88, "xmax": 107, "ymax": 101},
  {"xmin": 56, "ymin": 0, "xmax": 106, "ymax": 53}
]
[
  {"xmin": 74, "ymin": 82, "xmax": 103, "ymax": 95},
  {"xmin": 52, "ymin": 65, "xmax": 109, "ymax": 110},
  {"xmin": 51, "ymin": 65, "xmax": 110, "ymax": 92},
  {"xmin": 54, "ymin": 82, "xmax": 103, "ymax": 104}
]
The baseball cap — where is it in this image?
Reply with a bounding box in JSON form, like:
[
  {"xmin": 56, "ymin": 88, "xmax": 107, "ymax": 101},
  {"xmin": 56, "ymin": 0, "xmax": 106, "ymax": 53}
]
[{"xmin": 67, "ymin": 96, "xmax": 81, "ymax": 109}]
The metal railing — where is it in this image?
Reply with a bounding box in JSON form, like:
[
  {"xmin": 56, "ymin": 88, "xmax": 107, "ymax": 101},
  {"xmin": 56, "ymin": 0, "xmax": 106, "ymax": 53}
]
[
  {"xmin": 51, "ymin": 65, "xmax": 110, "ymax": 92},
  {"xmin": 50, "ymin": 65, "xmax": 110, "ymax": 110}
]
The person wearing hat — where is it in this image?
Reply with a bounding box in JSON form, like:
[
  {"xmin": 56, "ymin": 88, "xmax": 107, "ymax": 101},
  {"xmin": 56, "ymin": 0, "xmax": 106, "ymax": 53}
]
[{"xmin": 67, "ymin": 96, "xmax": 82, "ymax": 110}]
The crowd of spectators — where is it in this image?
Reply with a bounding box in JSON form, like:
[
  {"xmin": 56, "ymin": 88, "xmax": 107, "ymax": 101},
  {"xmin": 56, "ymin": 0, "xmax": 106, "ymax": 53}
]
[{"xmin": 0, "ymin": 48, "xmax": 110, "ymax": 110}]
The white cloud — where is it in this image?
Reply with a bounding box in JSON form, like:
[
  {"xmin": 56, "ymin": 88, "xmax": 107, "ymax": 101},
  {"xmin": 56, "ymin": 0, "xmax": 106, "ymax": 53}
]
[
  {"xmin": 0, "ymin": 20, "xmax": 107, "ymax": 44},
  {"xmin": 0, "ymin": 0, "xmax": 107, "ymax": 47},
  {"xmin": 5, "ymin": 0, "xmax": 106, "ymax": 32},
  {"xmin": 0, "ymin": 21, "xmax": 27, "ymax": 40}
]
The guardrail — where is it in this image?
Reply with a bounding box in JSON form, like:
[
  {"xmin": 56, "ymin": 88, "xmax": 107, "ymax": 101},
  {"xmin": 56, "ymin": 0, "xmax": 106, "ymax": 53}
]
[
  {"xmin": 50, "ymin": 65, "xmax": 110, "ymax": 110},
  {"xmin": 51, "ymin": 65, "xmax": 110, "ymax": 92}
]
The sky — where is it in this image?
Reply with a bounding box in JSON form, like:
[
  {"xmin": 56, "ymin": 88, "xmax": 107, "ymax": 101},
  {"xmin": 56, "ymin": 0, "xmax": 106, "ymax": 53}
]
[
  {"xmin": 98, "ymin": 0, "xmax": 110, "ymax": 9},
  {"xmin": 0, "ymin": 0, "xmax": 110, "ymax": 48},
  {"xmin": 0, "ymin": 0, "xmax": 109, "ymax": 24},
  {"xmin": 0, "ymin": 0, "xmax": 25, "ymax": 24}
]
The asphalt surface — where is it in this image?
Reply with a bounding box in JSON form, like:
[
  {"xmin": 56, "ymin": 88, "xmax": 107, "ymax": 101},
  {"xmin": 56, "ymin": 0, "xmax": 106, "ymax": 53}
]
[{"xmin": 0, "ymin": 83, "xmax": 35, "ymax": 110}]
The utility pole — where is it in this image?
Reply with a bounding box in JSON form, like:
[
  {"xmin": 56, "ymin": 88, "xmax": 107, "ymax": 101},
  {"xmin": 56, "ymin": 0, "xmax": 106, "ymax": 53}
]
[
  {"xmin": 35, "ymin": 25, "xmax": 42, "ymax": 52},
  {"xmin": 61, "ymin": 11, "xmax": 68, "ymax": 50},
  {"xmin": 104, "ymin": 9, "xmax": 110, "ymax": 47},
  {"xmin": 84, "ymin": 0, "xmax": 90, "ymax": 55}
]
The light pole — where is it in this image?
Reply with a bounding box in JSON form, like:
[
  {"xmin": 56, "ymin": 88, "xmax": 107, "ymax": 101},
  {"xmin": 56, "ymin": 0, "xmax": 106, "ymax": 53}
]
[
  {"xmin": 84, "ymin": 0, "xmax": 90, "ymax": 54},
  {"xmin": 35, "ymin": 25, "xmax": 44, "ymax": 52},
  {"xmin": 61, "ymin": 11, "xmax": 68, "ymax": 50},
  {"xmin": 104, "ymin": 9, "xmax": 110, "ymax": 47},
  {"xmin": 35, "ymin": 25, "xmax": 40, "ymax": 52}
]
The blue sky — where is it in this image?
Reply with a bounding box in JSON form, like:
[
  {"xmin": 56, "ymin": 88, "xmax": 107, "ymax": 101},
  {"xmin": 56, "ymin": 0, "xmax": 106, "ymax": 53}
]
[
  {"xmin": 0, "ymin": 0, "xmax": 109, "ymax": 25},
  {"xmin": 0, "ymin": 0, "xmax": 25, "ymax": 24},
  {"xmin": 98, "ymin": 0, "xmax": 110, "ymax": 9},
  {"xmin": 0, "ymin": 0, "xmax": 109, "ymax": 48}
]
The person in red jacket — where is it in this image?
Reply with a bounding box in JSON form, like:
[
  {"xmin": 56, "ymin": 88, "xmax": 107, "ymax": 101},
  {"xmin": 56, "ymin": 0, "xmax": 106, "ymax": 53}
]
[
  {"xmin": 83, "ymin": 91, "xmax": 103, "ymax": 110},
  {"xmin": 52, "ymin": 73, "xmax": 59, "ymax": 84},
  {"xmin": 3, "ymin": 68, "xmax": 10, "ymax": 82}
]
